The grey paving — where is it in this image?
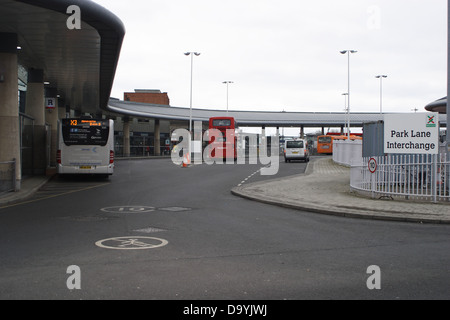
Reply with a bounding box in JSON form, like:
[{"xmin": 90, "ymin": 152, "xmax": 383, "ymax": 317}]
[{"xmin": 232, "ymin": 158, "xmax": 450, "ymax": 224}]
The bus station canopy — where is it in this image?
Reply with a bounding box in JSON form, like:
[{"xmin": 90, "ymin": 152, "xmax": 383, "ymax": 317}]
[
  {"xmin": 108, "ymin": 99, "xmax": 448, "ymax": 128},
  {"xmin": 0, "ymin": 0, "xmax": 125, "ymax": 113}
]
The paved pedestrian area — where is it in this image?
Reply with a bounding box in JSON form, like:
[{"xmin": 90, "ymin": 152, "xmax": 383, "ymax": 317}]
[{"xmin": 232, "ymin": 158, "xmax": 450, "ymax": 224}]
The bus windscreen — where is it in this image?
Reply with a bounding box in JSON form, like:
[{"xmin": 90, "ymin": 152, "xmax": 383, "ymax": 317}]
[
  {"xmin": 318, "ymin": 136, "xmax": 332, "ymax": 143},
  {"xmin": 212, "ymin": 119, "xmax": 232, "ymax": 127},
  {"xmin": 61, "ymin": 119, "xmax": 110, "ymax": 146}
]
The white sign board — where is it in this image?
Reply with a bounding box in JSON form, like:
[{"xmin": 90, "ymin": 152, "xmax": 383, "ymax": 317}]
[
  {"xmin": 384, "ymin": 113, "xmax": 439, "ymax": 154},
  {"xmin": 45, "ymin": 97, "xmax": 56, "ymax": 109}
]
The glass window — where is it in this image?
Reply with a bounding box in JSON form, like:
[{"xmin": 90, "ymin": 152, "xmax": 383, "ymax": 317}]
[
  {"xmin": 318, "ymin": 136, "xmax": 332, "ymax": 143},
  {"xmin": 212, "ymin": 119, "xmax": 232, "ymax": 127},
  {"xmin": 61, "ymin": 119, "xmax": 110, "ymax": 146},
  {"xmin": 286, "ymin": 141, "xmax": 304, "ymax": 148}
]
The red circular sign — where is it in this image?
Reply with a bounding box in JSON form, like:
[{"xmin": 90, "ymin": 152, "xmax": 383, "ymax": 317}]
[{"xmin": 368, "ymin": 158, "xmax": 377, "ymax": 173}]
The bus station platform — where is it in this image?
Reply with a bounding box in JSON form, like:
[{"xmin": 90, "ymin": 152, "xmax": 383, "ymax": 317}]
[
  {"xmin": 232, "ymin": 158, "xmax": 450, "ymax": 224},
  {"xmin": 0, "ymin": 176, "xmax": 49, "ymax": 208}
]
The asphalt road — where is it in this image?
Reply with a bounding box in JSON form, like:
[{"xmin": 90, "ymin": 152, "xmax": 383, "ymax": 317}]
[{"xmin": 0, "ymin": 157, "xmax": 449, "ymax": 301}]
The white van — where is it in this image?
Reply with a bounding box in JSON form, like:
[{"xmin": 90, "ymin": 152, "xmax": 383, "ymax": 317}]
[{"xmin": 284, "ymin": 139, "xmax": 309, "ymax": 163}]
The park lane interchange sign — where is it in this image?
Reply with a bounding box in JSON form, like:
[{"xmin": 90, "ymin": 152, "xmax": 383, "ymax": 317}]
[{"xmin": 384, "ymin": 113, "xmax": 439, "ymax": 154}]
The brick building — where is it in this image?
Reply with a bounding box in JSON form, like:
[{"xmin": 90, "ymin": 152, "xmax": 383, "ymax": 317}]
[{"xmin": 124, "ymin": 89, "xmax": 170, "ymax": 105}]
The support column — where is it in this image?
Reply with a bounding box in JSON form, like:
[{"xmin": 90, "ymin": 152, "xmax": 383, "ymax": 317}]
[
  {"xmin": 154, "ymin": 118, "xmax": 160, "ymax": 156},
  {"xmin": 123, "ymin": 117, "xmax": 130, "ymax": 157},
  {"xmin": 26, "ymin": 68, "xmax": 46, "ymax": 175},
  {"xmin": 0, "ymin": 33, "xmax": 21, "ymax": 190},
  {"xmin": 300, "ymin": 126, "xmax": 305, "ymax": 139},
  {"xmin": 45, "ymin": 87, "xmax": 58, "ymax": 170}
]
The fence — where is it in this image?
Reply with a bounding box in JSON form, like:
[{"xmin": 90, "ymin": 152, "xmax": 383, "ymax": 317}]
[
  {"xmin": 350, "ymin": 153, "xmax": 450, "ymax": 202},
  {"xmin": 332, "ymin": 139, "xmax": 362, "ymax": 167},
  {"xmin": 0, "ymin": 159, "xmax": 16, "ymax": 193}
]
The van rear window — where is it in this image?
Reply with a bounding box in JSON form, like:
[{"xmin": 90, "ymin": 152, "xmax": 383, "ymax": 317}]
[{"xmin": 286, "ymin": 141, "xmax": 303, "ymax": 148}]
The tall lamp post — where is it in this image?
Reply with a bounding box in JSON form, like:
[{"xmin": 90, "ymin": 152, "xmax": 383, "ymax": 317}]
[
  {"xmin": 375, "ymin": 75, "xmax": 387, "ymax": 114},
  {"xmin": 340, "ymin": 50, "xmax": 357, "ymax": 139},
  {"xmin": 342, "ymin": 93, "xmax": 348, "ymax": 134},
  {"xmin": 222, "ymin": 81, "xmax": 233, "ymax": 113},
  {"xmin": 184, "ymin": 52, "xmax": 200, "ymax": 161}
]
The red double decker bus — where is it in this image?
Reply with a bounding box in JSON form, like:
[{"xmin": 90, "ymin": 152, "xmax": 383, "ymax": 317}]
[{"xmin": 208, "ymin": 117, "xmax": 238, "ymax": 160}]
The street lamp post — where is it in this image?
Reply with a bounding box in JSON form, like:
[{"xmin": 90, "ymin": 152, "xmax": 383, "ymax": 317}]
[
  {"xmin": 340, "ymin": 50, "xmax": 357, "ymax": 139},
  {"xmin": 342, "ymin": 93, "xmax": 348, "ymax": 134},
  {"xmin": 184, "ymin": 52, "xmax": 200, "ymax": 162},
  {"xmin": 375, "ymin": 75, "xmax": 387, "ymax": 114},
  {"xmin": 222, "ymin": 81, "xmax": 233, "ymax": 113}
]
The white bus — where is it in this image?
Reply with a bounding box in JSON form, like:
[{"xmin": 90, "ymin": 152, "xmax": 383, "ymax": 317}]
[{"xmin": 57, "ymin": 118, "xmax": 114, "ymax": 176}]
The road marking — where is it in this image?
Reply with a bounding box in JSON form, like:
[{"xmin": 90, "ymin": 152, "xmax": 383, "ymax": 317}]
[
  {"xmin": 133, "ymin": 227, "xmax": 166, "ymax": 233},
  {"xmin": 95, "ymin": 236, "xmax": 168, "ymax": 250},
  {"xmin": 159, "ymin": 206, "xmax": 191, "ymax": 212},
  {"xmin": 236, "ymin": 168, "xmax": 262, "ymax": 187},
  {"xmin": 100, "ymin": 206, "xmax": 155, "ymax": 213}
]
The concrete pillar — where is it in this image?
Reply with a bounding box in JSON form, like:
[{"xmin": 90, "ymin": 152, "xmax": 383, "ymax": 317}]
[
  {"xmin": 300, "ymin": 126, "xmax": 305, "ymax": 139},
  {"xmin": 154, "ymin": 118, "xmax": 160, "ymax": 156},
  {"xmin": 26, "ymin": 68, "xmax": 46, "ymax": 175},
  {"xmin": 45, "ymin": 87, "xmax": 58, "ymax": 169},
  {"xmin": 321, "ymin": 127, "xmax": 325, "ymax": 135},
  {"xmin": 0, "ymin": 33, "xmax": 21, "ymax": 190},
  {"xmin": 123, "ymin": 117, "xmax": 130, "ymax": 157}
]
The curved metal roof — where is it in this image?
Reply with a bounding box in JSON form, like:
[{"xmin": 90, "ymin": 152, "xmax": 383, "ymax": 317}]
[
  {"xmin": 108, "ymin": 99, "xmax": 448, "ymax": 127},
  {"xmin": 425, "ymin": 97, "xmax": 447, "ymax": 114},
  {"xmin": 108, "ymin": 99, "xmax": 422, "ymax": 127},
  {"xmin": 0, "ymin": 0, "xmax": 125, "ymax": 112}
]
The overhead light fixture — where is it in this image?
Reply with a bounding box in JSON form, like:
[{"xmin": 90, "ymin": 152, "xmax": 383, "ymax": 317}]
[
  {"xmin": 16, "ymin": 46, "xmax": 22, "ymax": 50},
  {"xmin": 44, "ymin": 81, "xmax": 50, "ymax": 85}
]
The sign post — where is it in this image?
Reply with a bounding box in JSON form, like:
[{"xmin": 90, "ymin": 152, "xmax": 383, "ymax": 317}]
[{"xmin": 368, "ymin": 157, "xmax": 377, "ymax": 198}]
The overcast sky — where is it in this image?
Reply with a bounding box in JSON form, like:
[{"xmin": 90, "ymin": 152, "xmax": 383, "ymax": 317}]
[{"xmin": 94, "ymin": 0, "xmax": 447, "ymax": 115}]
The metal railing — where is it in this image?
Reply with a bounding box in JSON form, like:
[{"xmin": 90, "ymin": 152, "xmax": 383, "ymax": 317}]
[
  {"xmin": 350, "ymin": 153, "xmax": 450, "ymax": 202},
  {"xmin": 114, "ymin": 145, "xmax": 171, "ymax": 158},
  {"xmin": 0, "ymin": 159, "xmax": 17, "ymax": 193}
]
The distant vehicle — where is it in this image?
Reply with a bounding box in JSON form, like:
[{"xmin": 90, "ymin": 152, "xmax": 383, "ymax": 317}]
[
  {"xmin": 57, "ymin": 118, "xmax": 114, "ymax": 176},
  {"xmin": 284, "ymin": 139, "xmax": 309, "ymax": 162},
  {"xmin": 317, "ymin": 133, "xmax": 362, "ymax": 154},
  {"xmin": 208, "ymin": 117, "xmax": 238, "ymax": 160},
  {"xmin": 317, "ymin": 135, "xmax": 334, "ymax": 154}
]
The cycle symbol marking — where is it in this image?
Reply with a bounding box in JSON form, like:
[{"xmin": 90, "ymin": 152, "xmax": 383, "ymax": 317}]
[{"xmin": 95, "ymin": 236, "xmax": 168, "ymax": 250}]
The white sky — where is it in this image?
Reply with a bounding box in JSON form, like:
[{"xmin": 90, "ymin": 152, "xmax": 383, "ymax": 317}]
[{"xmin": 94, "ymin": 0, "xmax": 447, "ymax": 119}]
